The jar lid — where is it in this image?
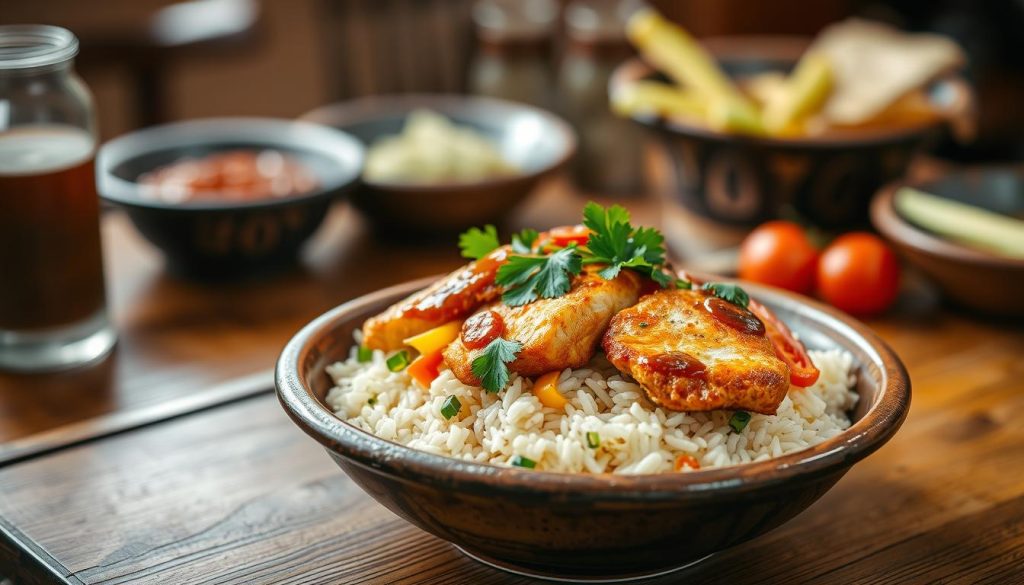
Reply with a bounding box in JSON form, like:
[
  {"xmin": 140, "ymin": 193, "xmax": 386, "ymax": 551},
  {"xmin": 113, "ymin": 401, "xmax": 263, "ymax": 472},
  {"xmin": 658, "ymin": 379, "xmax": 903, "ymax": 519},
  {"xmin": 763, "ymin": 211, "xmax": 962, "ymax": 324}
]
[{"xmin": 0, "ymin": 25, "xmax": 78, "ymax": 71}]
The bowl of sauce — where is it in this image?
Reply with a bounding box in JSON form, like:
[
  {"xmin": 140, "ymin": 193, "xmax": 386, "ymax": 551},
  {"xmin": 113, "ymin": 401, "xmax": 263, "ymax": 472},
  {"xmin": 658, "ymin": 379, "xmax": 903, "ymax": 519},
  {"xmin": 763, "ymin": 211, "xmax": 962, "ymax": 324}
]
[{"xmin": 98, "ymin": 118, "xmax": 363, "ymax": 279}]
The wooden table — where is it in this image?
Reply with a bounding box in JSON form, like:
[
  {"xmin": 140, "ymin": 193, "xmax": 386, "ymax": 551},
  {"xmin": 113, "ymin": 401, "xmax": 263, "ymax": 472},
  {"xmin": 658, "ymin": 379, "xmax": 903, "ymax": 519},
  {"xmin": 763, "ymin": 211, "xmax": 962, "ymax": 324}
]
[{"xmin": 1, "ymin": 188, "xmax": 1022, "ymax": 584}]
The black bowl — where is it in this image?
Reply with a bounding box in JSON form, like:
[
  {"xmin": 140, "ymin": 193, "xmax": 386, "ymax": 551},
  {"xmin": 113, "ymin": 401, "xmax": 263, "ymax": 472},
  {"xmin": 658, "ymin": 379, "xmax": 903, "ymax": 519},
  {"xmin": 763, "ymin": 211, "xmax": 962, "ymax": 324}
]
[
  {"xmin": 97, "ymin": 117, "xmax": 364, "ymax": 279},
  {"xmin": 610, "ymin": 37, "xmax": 972, "ymax": 258},
  {"xmin": 302, "ymin": 94, "xmax": 576, "ymax": 235}
]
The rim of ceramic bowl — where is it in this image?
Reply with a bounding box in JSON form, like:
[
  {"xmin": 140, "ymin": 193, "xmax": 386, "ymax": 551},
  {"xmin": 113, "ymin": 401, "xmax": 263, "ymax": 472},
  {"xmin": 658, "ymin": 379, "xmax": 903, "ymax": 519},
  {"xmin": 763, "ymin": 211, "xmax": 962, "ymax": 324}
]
[
  {"xmin": 97, "ymin": 117, "xmax": 365, "ymax": 211},
  {"xmin": 276, "ymin": 277, "xmax": 911, "ymax": 500},
  {"xmin": 299, "ymin": 93, "xmax": 578, "ymax": 193},
  {"xmin": 608, "ymin": 39, "xmax": 971, "ymax": 149},
  {"xmin": 871, "ymin": 173, "xmax": 1024, "ymax": 270}
]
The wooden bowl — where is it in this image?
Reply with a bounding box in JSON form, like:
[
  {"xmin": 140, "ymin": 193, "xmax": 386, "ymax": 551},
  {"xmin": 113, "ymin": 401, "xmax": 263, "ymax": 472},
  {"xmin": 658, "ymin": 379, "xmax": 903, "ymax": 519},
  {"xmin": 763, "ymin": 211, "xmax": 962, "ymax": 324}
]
[
  {"xmin": 872, "ymin": 169, "xmax": 1024, "ymax": 317},
  {"xmin": 276, "ymin": 277, "xmax": 911, "ymax": 582},
  {"xmin": 610, "ymin": 37, "xmax": 972, "ymax": 234},
  {"xmin": 97, "ymin": 118, "xmax": 364, "ymax": 280},
  {"xmin": 301, "ymin": 94, "xmax": 576, "ymax": 234}
]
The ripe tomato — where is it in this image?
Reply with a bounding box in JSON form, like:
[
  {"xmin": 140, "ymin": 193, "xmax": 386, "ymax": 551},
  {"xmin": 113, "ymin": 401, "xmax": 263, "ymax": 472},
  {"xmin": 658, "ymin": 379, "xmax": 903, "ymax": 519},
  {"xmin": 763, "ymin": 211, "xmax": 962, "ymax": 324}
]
[
  {"xmin": 739, "ymin": 221, "xmax": 819, "ymax": 294},
  {"xmin": 817, "ymin": 233, "xmax": 900, "ymax": 316}
]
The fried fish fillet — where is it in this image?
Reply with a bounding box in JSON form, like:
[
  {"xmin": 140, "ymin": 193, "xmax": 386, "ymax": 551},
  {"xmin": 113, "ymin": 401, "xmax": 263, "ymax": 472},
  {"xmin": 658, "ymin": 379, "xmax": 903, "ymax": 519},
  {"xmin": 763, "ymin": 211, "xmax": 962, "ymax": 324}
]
[
  {"xmin": 444, "ymin": 267, "xmax": 644, "ymax": 384},
  {"xmin": 361, "ymin": 247, "xmax": 509, "ymax": 351},
  {"xmin": 602, "ymin": 289, "xmax": 790, "ymax": 414}
]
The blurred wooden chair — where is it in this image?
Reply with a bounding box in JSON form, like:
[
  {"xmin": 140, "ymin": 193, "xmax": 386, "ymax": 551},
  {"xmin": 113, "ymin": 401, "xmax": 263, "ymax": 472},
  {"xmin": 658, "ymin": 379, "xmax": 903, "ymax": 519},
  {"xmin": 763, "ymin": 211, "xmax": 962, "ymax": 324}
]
[
  {"xmin": 75, "ymin": 0, "xmax": 263, "ymax": 127},
  {"xmin": 317, "ymin": 0, "xmax": 476, "ymax": 99}
]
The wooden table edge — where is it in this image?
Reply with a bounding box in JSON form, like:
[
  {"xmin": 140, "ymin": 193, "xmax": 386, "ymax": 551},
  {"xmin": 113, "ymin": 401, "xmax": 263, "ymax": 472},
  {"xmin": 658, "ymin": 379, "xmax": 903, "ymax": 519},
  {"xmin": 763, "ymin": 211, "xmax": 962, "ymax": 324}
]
[{"xmin": 0, "ymin": 369, "xmax": 274, "ymax": 468}]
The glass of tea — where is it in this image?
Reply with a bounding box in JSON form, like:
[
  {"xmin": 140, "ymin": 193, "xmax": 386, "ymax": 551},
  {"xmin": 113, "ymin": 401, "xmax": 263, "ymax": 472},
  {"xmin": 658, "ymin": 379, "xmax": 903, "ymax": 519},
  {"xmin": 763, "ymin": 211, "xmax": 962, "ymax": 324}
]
[{"xmin": 0, "ymin": 25, "xmax": 116, "ymax": 371}]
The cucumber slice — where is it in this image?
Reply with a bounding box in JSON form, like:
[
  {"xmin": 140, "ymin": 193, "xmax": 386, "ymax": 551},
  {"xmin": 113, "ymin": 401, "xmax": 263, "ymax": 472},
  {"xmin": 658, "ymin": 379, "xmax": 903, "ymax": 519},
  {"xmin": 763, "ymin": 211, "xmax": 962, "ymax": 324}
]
[{"xmin": 895, "ymin": 187, "xmax": 1024, "ymax": 259}]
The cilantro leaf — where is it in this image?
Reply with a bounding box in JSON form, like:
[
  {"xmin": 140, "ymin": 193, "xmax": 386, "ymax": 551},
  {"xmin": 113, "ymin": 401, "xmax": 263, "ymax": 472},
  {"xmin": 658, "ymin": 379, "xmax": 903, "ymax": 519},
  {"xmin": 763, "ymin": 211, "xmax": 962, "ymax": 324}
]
[
  {"xmin": 703, "ymin": 282, "xmax": 750, "ymax": 308},
  {"xmin": 496, "ymin": 247, "xmax": 583, "ymax": 306},
  {"xmin": 511, "ymin": 228, "xmax": 539, "ymax": 254},
  {"xmin": 471, "ymin": 337, "xmax": 523, "ymax": 392},
  {"xmin": 583, "ymin": 202, "xmax": 633, "ymax": 262},
  {"xmin": 581, "ymin": 202, "xmax": 670, "ymax": 288},
  {"xmin": 459, "ymin": 225, "xmax": 500, "ymax": 260}
]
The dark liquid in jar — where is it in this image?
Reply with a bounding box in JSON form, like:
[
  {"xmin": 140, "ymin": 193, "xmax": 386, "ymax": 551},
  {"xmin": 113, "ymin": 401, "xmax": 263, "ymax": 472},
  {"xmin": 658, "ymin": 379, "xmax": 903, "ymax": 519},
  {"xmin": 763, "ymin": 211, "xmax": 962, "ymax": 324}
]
[{"xmin": 0, "ymin": 127, "xmax": 106, "ymax": 331}]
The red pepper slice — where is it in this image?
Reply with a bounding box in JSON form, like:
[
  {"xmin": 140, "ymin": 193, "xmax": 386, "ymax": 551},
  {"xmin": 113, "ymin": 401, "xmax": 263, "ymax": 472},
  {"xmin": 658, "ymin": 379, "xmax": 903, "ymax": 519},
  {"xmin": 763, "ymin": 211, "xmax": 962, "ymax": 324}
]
[
  {"xmin": 748, "ymin": 299, "xmax": 820, "ymax": 387},
  {"xmin": 548, "ymin": 225, "xmax": 591, "ymax": 248}
]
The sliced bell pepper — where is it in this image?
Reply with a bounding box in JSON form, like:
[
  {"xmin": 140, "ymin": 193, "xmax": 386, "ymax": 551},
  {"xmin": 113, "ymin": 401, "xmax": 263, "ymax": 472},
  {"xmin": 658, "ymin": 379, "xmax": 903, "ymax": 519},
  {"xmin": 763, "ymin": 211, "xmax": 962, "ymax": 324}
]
[
  {"xmin": 407, "ymin": 350, "xmax": 446, "ymax": 389},
  {"xmin": 532, "ymin": 370, "xmax": 568, "ymax": 409},
  {"xmin": 748, "ymin": 299, "xmax": 820, "ymax": 387},
  {"xmin": 403, "ymin": 321, "xmax": 462, "ymax": 356}
]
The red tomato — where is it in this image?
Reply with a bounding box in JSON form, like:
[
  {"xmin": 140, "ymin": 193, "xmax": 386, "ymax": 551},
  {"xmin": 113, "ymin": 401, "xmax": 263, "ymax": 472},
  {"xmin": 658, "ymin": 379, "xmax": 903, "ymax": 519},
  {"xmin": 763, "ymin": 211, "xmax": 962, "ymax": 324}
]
[
  {"xmin": 739, "ymin": 221, "xmax": 819, "ymax": 295},
  {"xmin": 548, "ymin": 225, "xmax": 591, "ymax": 247},
  {"xmin": 817, "ymin": 233, "xmax": 900, "ymax": 316}
]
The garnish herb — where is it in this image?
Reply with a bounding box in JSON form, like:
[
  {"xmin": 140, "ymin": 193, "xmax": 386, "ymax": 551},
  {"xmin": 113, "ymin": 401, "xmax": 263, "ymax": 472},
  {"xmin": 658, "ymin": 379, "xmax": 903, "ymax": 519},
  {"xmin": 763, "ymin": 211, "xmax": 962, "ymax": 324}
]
[
  {"xmin": 471, "ymin": 337, "xmax": 523, "ymax": 392},
  {"xmin": 440, "ymin": 395, "xmax": 462, "ymax": 420},
  {"xmin": 357, "ymin": 345, "xmax": 373, "ymax": 363},
  {"xmin": 496, "ymin": 246, "xmax": 583, "ymax": 307},
  {"xmin": 511, "ymin": 455, "xmax": 537, "ymax": 469},
  {"xmin": 386, "ymin": 350, "xmax": 410, "ymax": 372},
  {"xmin": 729, "ymin": 411, "xmax": 752, "ymax": 433},
  {"xmin": 460, "ymin": 202, "xmax": 689, "ymax": 311},
  {"xmin": 586, "ymin": 431, "xmax": 601, "ymax": 449},
  {"xmin": 511, "ymin": 228, "xmax": 539, "ymax": 254},
  {"xmin": 459, "ymin": 224, "xmax": 500, "ymax": 260},
  {"xmin": 582, "ymin": 202, "xmax": 674, "ymax": 287},
  {"xmin": 703, "ymin": 282, "xmax": 750, "ymax": 309}
]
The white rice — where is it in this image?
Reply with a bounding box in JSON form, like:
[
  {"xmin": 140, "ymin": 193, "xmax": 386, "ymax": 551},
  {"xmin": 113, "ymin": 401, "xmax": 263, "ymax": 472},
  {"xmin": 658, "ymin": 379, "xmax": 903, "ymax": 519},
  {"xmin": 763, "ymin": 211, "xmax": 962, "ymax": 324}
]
[{"xmin": 325, "ymin": 345, "xmax": 859, "ymax": 474}]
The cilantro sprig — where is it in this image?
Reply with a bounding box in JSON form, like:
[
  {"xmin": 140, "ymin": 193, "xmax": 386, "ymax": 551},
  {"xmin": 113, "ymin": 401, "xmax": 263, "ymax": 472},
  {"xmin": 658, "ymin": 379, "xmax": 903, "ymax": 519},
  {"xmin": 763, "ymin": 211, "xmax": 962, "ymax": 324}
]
[
  {"xmin": 496, "ymin": 246, "xmax": 583, "ymax": 306},
  {"xmin": 581, "ymin": 202, "xmax": 673, "ymax": 287},
  {"xmin": 459, "ymin": 224, "xmax": 500, "ymax": 260},
  {"xmin": 471, "ymin": 337, "xmax": 523, "ymax": 392},
  {"xmin": 702, "ymin": 282, "xmax": 750, "ymax": 308}
]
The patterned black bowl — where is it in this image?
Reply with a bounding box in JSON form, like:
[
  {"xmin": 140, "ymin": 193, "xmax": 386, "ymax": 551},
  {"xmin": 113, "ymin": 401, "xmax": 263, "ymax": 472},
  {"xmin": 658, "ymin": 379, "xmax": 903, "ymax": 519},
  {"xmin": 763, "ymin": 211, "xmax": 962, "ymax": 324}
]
[
  {"xmin": 610, "ymin": 37, "xmax": 972, "ymax": 243},
  {"xmin": 97, "ymin": 118, "xmax": 364, "ymax": 280}
]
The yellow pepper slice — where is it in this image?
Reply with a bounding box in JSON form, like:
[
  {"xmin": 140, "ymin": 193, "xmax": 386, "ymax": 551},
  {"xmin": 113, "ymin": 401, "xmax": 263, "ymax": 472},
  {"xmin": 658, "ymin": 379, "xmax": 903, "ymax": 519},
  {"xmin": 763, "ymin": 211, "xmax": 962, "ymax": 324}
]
[
  {"xmin": 402, "ymin": 321, "xmax": 462, "ymax": 356},
  {"xmin": 533, "ymin": 371, "xmax": 568, "ymax": 409}
]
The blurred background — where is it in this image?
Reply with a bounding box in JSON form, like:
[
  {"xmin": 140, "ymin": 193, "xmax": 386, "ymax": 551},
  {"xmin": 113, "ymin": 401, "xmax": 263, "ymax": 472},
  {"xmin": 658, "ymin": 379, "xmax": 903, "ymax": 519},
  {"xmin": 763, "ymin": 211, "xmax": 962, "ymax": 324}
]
[{"xmin": 5, "ymin": 0, "xmax": 1024, "ymax": 162}]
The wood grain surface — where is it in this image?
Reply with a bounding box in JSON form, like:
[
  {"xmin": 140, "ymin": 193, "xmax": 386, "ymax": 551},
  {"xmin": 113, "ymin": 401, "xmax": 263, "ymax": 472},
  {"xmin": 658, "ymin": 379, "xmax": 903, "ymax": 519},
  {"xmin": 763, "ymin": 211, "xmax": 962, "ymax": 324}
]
[{"xmin": 1, "ymin": 189, "xmax": 1022, "ymax": 584}]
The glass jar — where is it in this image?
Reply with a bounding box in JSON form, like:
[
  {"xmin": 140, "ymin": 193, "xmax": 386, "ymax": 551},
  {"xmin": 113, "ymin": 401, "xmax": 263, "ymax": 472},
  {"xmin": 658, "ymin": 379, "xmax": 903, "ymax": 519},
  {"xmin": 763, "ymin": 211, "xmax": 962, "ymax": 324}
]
[
  {"xmin": 468, "ymin": 0, "xmax": 557, "ymax": 109},
  {"xmin": 558, "ymin": 0, "xmax": 647, "ymax": 195},
  {"xmin": 0, "ymin": 25, "xmax": 115, "ymax": 371}
]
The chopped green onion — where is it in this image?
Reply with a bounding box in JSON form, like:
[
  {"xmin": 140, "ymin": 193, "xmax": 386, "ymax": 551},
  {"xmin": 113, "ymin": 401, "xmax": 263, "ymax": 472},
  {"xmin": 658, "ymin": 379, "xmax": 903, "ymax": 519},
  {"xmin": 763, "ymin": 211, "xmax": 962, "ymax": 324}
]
[
  {"xmin": 729, "ymin": 411, "xmax": 752, "ymax": 433},
  {"xmin": 586, "ymin": 432, "xmax": 601, "ymax": 449},
  {"xmin": 367, "ymin": 396, "xmax": 377, "ymax": 406},
  {"xmin": 510, "ymin": 455, "xmax": 536, "ymax": 469},
  {"xmin": 386, "ymin": 350, "xmax": 410, "ymax": 372},
  {"xmin": 357, "ymin": 345, "xmax": 373, "ymax": 363},
  {"xmin": 676, "ymin": 278, "xmax": 692, "ymax": 290},
  {"xmin": 440, "ymin": 395, "xmax": 462, "ymax": 420}
]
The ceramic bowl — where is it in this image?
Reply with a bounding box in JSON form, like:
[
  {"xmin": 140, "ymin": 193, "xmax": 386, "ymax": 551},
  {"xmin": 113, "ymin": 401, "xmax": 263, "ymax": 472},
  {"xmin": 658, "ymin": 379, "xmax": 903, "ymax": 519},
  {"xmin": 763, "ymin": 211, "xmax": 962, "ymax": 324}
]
[
  {"xmin": 872, "ymin": 168, "xmax": 1024, "ymax": 317},
  {"xmin": 276, "ymin": 277, "xmax": 911, "ymax": 582},
  {"xmin": 301, "ymin": 94, "xmax": 576, "ymax": 234},
  {"xmin": 609, "ymin": 37, "xmax": 972, "ymax": 249},
  {"xmin": 97, "ymin": 117, "xmax": 364, "ymax": 279}
]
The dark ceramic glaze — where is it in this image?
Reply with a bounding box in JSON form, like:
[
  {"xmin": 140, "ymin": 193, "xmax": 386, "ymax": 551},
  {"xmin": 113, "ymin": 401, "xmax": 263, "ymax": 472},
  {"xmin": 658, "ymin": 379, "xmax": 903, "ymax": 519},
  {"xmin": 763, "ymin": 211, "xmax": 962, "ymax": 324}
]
[
  {"xmin": 97, "ymin": 118, "xmax": 364, "ymax": 279},
  {"xmin": 301, "ymin": 94, "xmax": 576, "ymax": 234},
  {"xmin": 610, "ymin": 37, "xmax": 972, "ymax": 230},
  {"xmin": 276, "ymin": 277, "xmax": 911, "ymax": 579},
  {"xmin": 872, "ymin": 168, "xmax": 1024, "ymax": 317}
]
